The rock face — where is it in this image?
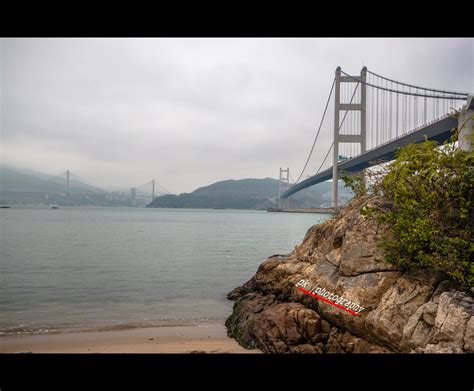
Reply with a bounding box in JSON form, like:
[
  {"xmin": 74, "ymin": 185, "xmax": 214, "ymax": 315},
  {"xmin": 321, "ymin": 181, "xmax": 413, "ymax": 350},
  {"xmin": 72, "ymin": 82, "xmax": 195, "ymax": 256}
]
[{"xmin": 226, "ymin": 197, "xmax": 473, "ymax": 353}]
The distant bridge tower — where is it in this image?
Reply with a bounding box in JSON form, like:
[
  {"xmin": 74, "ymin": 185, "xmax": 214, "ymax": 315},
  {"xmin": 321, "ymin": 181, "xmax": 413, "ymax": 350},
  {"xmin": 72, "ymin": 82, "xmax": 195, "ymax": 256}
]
[
  {"xmin": 152, "ymin": 179, "xmax": 155, "ymax": 201},
  {"xmin": 332, "ymin": 66, "xmax": 367, "ymax": 208},
  {"xmin": 278, "ymin": 167, "xmax": 290, "ymax": 210},
  {"xmin": 130, "ymin": 187, "xmax": 137, "ymax": 207},
  {"xmin": 66, "ymin": 170, "xmax": 70, "ymax": 196}
]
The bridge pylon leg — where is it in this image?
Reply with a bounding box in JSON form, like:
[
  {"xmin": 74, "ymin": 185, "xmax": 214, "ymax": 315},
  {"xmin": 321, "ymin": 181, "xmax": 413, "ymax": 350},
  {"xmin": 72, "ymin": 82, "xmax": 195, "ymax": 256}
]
[
  {"xmin": 332, "ymin": 66, "xmax": 367, "ymax": 208},
  {"xmin": 332, "ymin": 68, "xmax": 341, "ymax": 208},
  {"xmin": 278, "ymin": 167, "xmax": 290, "ymax": 210},
  {"xmin": 459, "ymin": 95, "xmax": 474, "ymax": 152}
]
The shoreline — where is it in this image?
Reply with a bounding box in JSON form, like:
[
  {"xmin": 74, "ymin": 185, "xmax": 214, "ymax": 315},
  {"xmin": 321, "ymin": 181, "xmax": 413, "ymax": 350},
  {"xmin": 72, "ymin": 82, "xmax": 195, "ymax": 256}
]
[
  {"xmin": 0, "ymin": 324, "xmax": 260, "ymax": 353},
  {"xmin": 0, "ymin": 320, "xmax": 224, "ymax": 337}
]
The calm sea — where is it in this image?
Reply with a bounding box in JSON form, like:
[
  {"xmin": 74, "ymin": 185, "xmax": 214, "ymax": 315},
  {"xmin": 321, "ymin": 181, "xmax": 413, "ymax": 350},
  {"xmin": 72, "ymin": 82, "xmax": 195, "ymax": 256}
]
[{"xmin": 0, "ymin": 207, "xmax": 330, "ymax": 335}]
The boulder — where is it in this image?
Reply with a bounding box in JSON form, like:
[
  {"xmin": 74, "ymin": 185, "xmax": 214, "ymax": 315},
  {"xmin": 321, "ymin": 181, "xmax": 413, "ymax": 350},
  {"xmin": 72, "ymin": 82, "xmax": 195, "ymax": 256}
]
[{"xmin": 226, "ymin": 197, "xmax": 473, "ymax": 353}]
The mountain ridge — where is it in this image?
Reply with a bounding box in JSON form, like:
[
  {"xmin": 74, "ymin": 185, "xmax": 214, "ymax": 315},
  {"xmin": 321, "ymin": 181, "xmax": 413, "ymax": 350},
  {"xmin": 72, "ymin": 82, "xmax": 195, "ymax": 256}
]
[
  {"xmin": 147, "ymin": 177, "xmax": 352, "ymax": 210},
  {"xmin": 0, "ymin": 165, "xmax": 105, "ymax": 194}
]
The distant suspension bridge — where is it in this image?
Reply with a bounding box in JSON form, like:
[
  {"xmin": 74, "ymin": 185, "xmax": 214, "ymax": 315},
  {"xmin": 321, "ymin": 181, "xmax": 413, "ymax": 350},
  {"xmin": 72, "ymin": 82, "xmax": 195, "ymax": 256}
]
[{"xmin": 56, "ymin": 170, "xmax": 171, "ymax": 203}]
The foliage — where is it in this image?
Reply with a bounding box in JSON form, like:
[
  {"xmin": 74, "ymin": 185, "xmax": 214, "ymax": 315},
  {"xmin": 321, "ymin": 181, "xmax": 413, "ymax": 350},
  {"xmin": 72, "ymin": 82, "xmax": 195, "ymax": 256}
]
[
  {"xmin": 341, "ymin": 173, "xmax": 366, "ymax": 198},
  {"xmin": 343, "ymin": 133, "xmax": 474, "ymax": 287}
]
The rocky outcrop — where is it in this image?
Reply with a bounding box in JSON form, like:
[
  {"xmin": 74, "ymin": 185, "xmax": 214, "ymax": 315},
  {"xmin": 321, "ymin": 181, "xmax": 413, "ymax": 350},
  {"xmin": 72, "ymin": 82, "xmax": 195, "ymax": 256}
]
[{"xmin": 226, "ymin": 197, "xmax": 473, "ymax": 353}]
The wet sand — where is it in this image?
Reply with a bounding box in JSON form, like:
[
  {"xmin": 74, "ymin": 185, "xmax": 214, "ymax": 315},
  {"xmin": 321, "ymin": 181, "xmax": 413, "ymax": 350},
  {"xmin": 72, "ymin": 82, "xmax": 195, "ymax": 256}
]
[{"xmin": 0, "ymin": 324, "xmax": 261, "ymax": 353}]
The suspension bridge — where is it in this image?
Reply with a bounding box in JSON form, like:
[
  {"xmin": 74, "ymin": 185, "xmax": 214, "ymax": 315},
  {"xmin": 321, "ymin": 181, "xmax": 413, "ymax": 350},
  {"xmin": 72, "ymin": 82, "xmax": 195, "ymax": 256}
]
[
  {"xmin": 55, "ymin": 170, "xmax": 171, "ymax": 205},
  {"xmin": 279, "ymin": 66, "xmax": 473, "ymax": 209}
]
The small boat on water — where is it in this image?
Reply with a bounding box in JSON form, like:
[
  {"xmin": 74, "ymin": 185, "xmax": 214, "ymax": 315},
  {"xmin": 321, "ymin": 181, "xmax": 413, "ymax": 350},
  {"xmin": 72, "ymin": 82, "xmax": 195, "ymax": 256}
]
[
  {"xmin": 0, "ymin": 206, "xmax": 10, "ymax": 208},
  {"xmin": 51, "ymin": 206, "xmax": 59, "ymax": 209}
]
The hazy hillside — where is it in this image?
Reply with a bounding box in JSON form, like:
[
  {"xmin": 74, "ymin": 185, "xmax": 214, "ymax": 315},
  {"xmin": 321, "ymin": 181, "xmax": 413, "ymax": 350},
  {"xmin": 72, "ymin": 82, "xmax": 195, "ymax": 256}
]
[
  {"xmin": 147, "ymin": 178, "xmax": 353, "ymax": 209},
  {"xmin": 0, "ymin": 166, "xmax": 353, "ymax": 209},
  {"xmin": 0, "ymin": 166, "xmax": 105, "ymax": 194}
]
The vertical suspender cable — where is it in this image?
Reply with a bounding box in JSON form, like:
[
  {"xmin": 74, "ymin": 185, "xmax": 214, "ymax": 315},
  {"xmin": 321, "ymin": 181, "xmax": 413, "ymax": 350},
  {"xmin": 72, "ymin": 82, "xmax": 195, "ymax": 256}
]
[
  {"xmin": 402, "ymin": 87, "xmax": 405, "ymax": 133},
  {"xmin": 389, "ymin": 82, "xmax": 393, "ymax": 140},
  {"xmin": 405, "ymin": 89, "xmax": 408, "ymax": 133},
  {"xmin": 414, "ymin": 89, "xmax": 418, "ymax": 128},
  {"xmin": 408, "ymin": 87, "xmax": 411, "ymax": 131},
  {"xmin": 385, "ymin": 80, "xmax": 388, "ymax": 140},
  {"xmin": 401, "ymin": 86, "xmax": 404, "ymax": 134},
  {"xmin": 367, "ymin": 75, "xmax": 370, "ymax": 149},
  {"xmin": 376, "ymin": 80, "xmax": 379, "ymax": 145},
  {"xmin": 423, "ymin": 96, "xmax": 427, "ymax": 124},
  {"xmin": 375, "ymin": 78, "xmax": 380, "ymax": 145},
  {"xmin": 382, "ymin": 82, "xmax": 385, "ymax": 142},
  {"xmin": 371, "ymin": 76, "xmax": 374, "ymax": 148},
  {"xmin": 396, "ymin": 91, "xmax": 399, "ymax": 137}
]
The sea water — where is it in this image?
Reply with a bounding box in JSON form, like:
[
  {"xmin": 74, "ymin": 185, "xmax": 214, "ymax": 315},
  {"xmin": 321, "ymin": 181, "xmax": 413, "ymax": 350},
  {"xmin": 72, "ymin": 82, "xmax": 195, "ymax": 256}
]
[{"xmin": 0, "ymin": 207, "xmax": 330, "ymax": 335}]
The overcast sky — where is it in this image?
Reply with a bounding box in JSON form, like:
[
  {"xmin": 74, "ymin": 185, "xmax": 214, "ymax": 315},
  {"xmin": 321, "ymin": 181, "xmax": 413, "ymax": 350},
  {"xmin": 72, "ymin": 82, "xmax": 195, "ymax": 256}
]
[{"xmin": 1, "ymin": 38, "xmax": 473, "ymax": 193}]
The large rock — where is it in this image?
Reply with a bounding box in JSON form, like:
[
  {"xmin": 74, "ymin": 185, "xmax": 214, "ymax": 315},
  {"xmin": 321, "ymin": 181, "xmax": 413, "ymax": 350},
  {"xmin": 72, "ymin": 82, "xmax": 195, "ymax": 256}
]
[
  {"xmin": 225, "ymin": 293, "xmax": 327, "ymax": 353},
  {"xmin": 226, "ymin": 197, "xmax": 473, "ymax": 353}
]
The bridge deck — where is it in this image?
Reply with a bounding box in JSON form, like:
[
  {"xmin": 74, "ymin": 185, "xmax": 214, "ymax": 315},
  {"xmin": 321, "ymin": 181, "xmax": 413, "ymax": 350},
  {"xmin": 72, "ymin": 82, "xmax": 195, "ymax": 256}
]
[{"xmin": 282, "ymin": 115, "xmax": 457, "ymax": 198}]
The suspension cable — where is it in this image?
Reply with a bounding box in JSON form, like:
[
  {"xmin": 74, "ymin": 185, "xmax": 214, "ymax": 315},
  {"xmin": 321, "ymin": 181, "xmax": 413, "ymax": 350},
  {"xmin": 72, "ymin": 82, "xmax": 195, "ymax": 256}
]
[
  {"xmin": 367, "ymin": 69, "xmax": 469, "ymax": 97},
  {"xmin": 294, "ymin": 78, "xmax": 336, "ymax": 184},
  {"xmin": 313, "ymin": 81, "xmax": 360, "ymax": 177},
  {"xmin": 341, "ymin": 70, "xmax": 467, "ymax": 100},
  {"xmin": 315, "ymin": 141, "xmax": 333, "ymax": 175}
]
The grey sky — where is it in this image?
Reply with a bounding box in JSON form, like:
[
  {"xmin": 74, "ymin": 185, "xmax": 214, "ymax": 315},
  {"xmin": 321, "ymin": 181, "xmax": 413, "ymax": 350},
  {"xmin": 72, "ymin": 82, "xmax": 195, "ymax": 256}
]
[{"xmin": 1, "ymin": 38, "xmax": 473, "ymax": 193}]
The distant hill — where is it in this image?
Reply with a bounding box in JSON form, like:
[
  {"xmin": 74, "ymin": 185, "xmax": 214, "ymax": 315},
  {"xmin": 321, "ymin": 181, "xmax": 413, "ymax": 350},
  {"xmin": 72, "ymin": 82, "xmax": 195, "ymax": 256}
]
[
  {"xmin": 0, "ymin": 166, "xmax": 105, "ymax": 194},
  {"xmin": 147, "ymin": 178, "xmax": 353, "ymax": 210}
]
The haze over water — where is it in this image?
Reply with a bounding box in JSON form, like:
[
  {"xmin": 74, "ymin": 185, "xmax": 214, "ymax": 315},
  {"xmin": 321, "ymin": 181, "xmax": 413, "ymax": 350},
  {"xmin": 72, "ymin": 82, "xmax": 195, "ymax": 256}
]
[{"xmin": 0, "ymin": 207, "xmax": 330, "ymax": 335}]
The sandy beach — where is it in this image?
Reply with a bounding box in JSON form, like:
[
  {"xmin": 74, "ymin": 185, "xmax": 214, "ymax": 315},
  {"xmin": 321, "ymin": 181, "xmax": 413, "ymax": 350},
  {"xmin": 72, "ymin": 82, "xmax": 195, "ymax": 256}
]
[{"xmin": 0, "ymin": 324, "xmax": 261, "ymax": 353}]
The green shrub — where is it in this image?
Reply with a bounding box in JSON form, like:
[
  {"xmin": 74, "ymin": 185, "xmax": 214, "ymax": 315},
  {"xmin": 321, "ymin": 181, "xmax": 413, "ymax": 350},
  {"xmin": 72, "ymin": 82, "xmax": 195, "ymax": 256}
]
[
  {"xmin": 341, "ymin": 173, "xmax": 366, "ymax": 198},
  {"xmin": 343, "ymin": 134, "xmax": 474, "ymax": 287}
]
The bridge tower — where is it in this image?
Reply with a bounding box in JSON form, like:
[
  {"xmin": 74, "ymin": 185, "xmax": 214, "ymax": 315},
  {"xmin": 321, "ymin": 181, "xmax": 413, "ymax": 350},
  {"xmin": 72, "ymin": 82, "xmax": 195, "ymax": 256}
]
[
  {"xmin": 332, "ymin": 66, "xmax": 367, "ymax": 208},
  {"xmin": 278, "ymin": 167, "xmax": 290, "ymax": 210},
  {"xmin": 130, "ymin": 187, "xmax": 137, "ymax": 207},
  {"xmin": 459, "ymin": 95, "xmax": 474, "ymax": 152},
  {"xmin": 152, "ymin": 179, "xmax": 155, "ymax": 201}
]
